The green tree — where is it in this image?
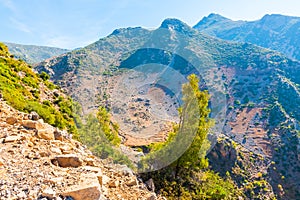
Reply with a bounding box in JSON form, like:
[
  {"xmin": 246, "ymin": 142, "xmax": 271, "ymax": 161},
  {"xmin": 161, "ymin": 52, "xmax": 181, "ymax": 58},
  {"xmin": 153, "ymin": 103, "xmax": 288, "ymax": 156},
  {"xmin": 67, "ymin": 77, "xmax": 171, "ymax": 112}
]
[
  {"xmin": 140, "ymin": 74, "xmax": 241, "ymax": 199},
  {"xmin": 173, "ymin": 74, "xmax": 212, "ymax": 173},
  {"xmin": 97, "ymin": 106, "xmax": 121, "ymax": 146}
]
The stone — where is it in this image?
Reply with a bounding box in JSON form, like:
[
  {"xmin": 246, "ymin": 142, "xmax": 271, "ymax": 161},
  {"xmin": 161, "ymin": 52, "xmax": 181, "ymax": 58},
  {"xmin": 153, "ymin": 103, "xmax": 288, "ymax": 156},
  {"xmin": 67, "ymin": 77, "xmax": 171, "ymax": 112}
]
[
  {"xmin": 50, "ymin": 147, "xmax": 62, "ymax": 154},
  {"xmin": 60, "ymin": 145, "xmax": 72, "ymax": 154},
  {"xmin": 97, "ymin": 175, "xmax": 110, "ymax": 187},
  {"xmin": 147, "ymin": 193, "xmax": 157, "ymax": 200},
  {"xmin": 85, "ymin": 158, "xmax": 95, "ymax": 166},
  {"xmin": 54, "ymin": 130, "xmax": 64, "ymax": 141},
  {"xmin": 62, "ymin": 181, "xmax": 101, "ymax": 200},
  {"xmin": 145, "ymin": 178, "xmax": 155, "ymax": 192},
  {"xmin": 125, "ymin": 177, "xmax": 138, "ymax": 186},
  {"xmin": 108, "ymin": 180, "xmax": 119, "ymax": 188},
  {"xmin": 118, "ymin": 165, "xmax": 134, "ymax": 177},
  {"xmin": 30, "ymin": 111, "xmax": 39, "ymax": 120},
  {"xmin": 37, "ymin": 128, "xmax": 55, "ymax": 140},
  {"xmin": 52, "ymin": 154, "xmax": 83, "ymax": 168},
  {"xmin": 22, "ymin": 120, "xmax": 44, "ymax": 130},
  {"xmin": 42, "ymin": 188, "xmax": 56, "ymax": 199},
  {"xmin": 39, "ymin": 151, "xmax": 50, "ymax": 157},
  {"xmin": 17, "ymin": 191, "xmax": 27, "ymax": 198},
  {"xmin": 4, "ymin": 136, "xmax": 20, "ymax": 143},
  {"xmin": 81, "ymin": 166, "xmax": 102, "ymax": 173},
  {"xmin": 6, "ymin": 117, "xmax": 18, "ymax": 125}
]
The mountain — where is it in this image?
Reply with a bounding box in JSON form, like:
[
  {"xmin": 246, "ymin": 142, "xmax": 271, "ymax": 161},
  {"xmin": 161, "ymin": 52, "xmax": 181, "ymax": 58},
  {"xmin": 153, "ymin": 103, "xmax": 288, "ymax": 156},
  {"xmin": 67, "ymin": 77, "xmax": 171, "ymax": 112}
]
[
  {"xmin": 0, "ymin": 42, "xmax": 159, "ymax": 199},
  {"xmin": 35, "ymin": 19, "xmax": 300, "ymax": 199},
  {"xmin": 3, "ymin": 42, "xmax": 69, "ymax": 64},
  {"xmin": 194, "ymin": 13, "xmax": 300, "ymax": 60}
]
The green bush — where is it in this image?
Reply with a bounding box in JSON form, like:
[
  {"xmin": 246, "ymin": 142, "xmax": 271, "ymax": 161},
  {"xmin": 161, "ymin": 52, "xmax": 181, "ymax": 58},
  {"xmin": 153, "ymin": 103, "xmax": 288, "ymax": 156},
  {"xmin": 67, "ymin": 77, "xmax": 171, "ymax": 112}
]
[
  {"xmin": 39, "ymin": 71, "xmax": 50, "ymax": 81},
  {"xmin": 0, "ymin": 42, "xmax": 78, "ymax": 136}
]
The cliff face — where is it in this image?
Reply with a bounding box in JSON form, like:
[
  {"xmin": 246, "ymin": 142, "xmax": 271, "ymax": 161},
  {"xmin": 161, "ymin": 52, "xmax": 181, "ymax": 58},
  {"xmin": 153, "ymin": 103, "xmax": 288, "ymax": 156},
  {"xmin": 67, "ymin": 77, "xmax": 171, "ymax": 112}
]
[{"xmin": 0, "ymin": 98, "xmax": 157, "ymax": 200}]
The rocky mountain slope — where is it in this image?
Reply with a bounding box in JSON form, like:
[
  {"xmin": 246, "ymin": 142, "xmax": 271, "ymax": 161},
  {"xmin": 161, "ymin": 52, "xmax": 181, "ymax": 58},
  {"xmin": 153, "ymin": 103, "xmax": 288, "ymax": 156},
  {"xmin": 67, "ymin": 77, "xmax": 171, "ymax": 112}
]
[
  {"xmin": 194, "ymin": 13, "xmax": 300, "ymax": 60},
  {"xmin": 0, "ymin": 98, "xmax": 158, "ymax": 200},
  {"xmin": 33, "ymin": 18, "xmax": 300, "ymax": 199},
  {"xmin": 4, "ymin": 42, "xmax": 69, "ymax": 64},
  {"xmin": 0, "ymin": 43, "xmax": 158, "ymax": 199}
]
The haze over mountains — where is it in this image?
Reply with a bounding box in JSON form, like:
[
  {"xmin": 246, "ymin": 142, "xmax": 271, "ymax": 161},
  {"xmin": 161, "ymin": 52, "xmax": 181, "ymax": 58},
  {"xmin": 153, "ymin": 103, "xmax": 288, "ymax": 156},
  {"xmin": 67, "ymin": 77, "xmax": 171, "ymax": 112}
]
[
  {"xmin": 194, "ymin": 13, "xmax": 300, "ymax": 60},
  {"xmin": 4, "ymin": 42, "xmax": 69, "ymax": 64},
  {"xmin": 2, "ymin": 13, "xmax": 300, "ymax": 199}
]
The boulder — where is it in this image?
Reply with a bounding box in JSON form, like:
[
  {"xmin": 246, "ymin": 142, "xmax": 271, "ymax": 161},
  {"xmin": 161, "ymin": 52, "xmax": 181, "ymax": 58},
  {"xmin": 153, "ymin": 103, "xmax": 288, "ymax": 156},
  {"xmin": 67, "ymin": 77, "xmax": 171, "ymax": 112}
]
[
  {"xmin": 6, "ymin": 117, "xmax": 18, "ymax": 125},
  {"xmin": 52, "ymin": 154, "xmax": 83, "ymax": 168},
  {"xmin": 22, "ymin": 120, "xmax": 44, "ymax": 130},
  {"xmin": 126, "ymin": 177, "xmax": 138, "ymax": 186},
  {"xmin": 42, "ymin": 188, "xmax": 56, "ymax": 199},
  {"xmin": 54, "ymin": 129, "xmax": 64, "ymax": 141},
  {"xmin": 62, "ymin": 179, "xmax": 101, "ymax": 200},
  {"xmin": 30, "ymin": 111, "xmax": 39, "ymax": 120},
  {"xmin": 4, "ymin": 136, "xmax": 21, "ymax": 143},
  {"xmin": 37, "ymin": 128, "xmax": 55, "ymax": 140}
]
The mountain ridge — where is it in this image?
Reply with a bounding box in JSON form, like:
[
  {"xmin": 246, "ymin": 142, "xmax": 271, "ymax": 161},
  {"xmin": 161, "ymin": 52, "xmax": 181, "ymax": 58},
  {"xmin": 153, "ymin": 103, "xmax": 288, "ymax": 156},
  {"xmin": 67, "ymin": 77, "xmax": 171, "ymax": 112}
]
[
  {"xmin": 194, "ymin": 13, "xmax": 300, "ymax": 60},
  {"xmin": 3, "ymin": 42, "xmax": 70, "ymax": 64}
]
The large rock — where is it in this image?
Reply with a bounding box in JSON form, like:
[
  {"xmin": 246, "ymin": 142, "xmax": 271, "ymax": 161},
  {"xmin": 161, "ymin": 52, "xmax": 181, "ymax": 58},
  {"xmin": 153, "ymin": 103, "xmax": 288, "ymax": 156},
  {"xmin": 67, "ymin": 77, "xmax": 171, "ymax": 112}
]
[
  {"xmin": 52, "ymin": 154, "xmax": 83, "ymax": 168},
  {"xmin": 4, "ymin": 136, "xmax": 23, "ymax": 143},
  {"xmin": 6, "ymin": 117, "xmax": 18, "ymax": 125},
  {"xmin": 42, "ymin": 188, "xmax": 56, "ymax": 199},
  {"xmin": 37, "ymin": 128, "xmax": 55, "ymax": 140},
  {"xmin": 30, "ymin": 111, "xmax": 39, "ymax": 120},
  {"xmin": 62, "ymin": 178, "xmax": 101, "ymax": 200},
  {"xmin": 22, "ymin": 120, "xmax": 44, "ymax": 130},
  {"xmin": 54, "ymin": 129, "xmax": 64, "ymax": 141},
  {"xmin": 126, "ymin": 177, "xmax": 138, "ymax": 186}
]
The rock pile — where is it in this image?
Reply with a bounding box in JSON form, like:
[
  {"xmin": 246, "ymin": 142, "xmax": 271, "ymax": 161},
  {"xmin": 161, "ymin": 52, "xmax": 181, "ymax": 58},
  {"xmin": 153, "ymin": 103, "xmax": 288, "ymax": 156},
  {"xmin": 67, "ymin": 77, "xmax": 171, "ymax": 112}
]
[{"xmin": 0, "ymin": 99, "xmax": 159, "ymax": 200}]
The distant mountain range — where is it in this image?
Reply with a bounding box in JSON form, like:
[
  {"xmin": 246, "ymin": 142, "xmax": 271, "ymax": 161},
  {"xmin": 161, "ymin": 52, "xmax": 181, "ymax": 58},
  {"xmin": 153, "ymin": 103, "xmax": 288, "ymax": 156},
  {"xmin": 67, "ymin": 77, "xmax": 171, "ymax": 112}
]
[
  {"xmin": 194, "ymin": 13, "xmax": 300, "ymax": 60},
  {"xmin": 3, "ymin": 42, "xmax": 69, "ymax": 64}
]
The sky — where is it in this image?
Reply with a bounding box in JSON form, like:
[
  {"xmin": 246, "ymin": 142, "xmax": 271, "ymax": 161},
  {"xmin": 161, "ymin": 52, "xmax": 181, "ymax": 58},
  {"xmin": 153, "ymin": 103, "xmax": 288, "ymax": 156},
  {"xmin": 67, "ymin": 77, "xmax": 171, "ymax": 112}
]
[{"xmin": 1, "ymin": 0, "xmax": 300, "ymax": 49}]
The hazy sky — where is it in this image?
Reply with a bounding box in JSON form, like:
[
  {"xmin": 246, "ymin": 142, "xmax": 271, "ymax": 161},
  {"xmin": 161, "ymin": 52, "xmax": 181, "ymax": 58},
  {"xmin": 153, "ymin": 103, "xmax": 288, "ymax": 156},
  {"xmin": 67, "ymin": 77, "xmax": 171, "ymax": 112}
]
[{"xmin": 1, "ymin": 0, "xmax": 299, "ymax": 49}]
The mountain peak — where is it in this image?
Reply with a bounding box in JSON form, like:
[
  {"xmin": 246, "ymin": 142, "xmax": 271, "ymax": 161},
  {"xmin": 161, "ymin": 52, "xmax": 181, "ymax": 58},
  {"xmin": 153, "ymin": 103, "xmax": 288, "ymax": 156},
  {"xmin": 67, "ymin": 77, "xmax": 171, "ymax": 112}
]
[
  {"xmin": 193, "ymin": 13, "xmax": 231, "ymax": 29},
  {"xmin": 110, "ymin": 26, "xmax": 143, "ymax": 35},
  {"xmin": 160, "ymin": 18, "xmax": 194, "ymax": 34},
  {"xmin": 259, "ymin": 14, "xmax": 299, "ymax": 30},
  {"xmin": 206, "ymin": 13, "xmax": 229, "ymax": 21}
]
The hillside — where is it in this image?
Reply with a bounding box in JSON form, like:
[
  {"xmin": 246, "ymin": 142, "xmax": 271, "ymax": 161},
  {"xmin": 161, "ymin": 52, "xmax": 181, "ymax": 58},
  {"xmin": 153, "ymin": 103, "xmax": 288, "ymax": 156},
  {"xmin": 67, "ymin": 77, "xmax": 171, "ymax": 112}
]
[
  {"xmin": 36, "ymin": 18, "xmax": 300, "ymax": 199},
  {"xmin": 35, "ymin": 19, "xmax": 300, "ymax": 199},
  {"xmin": 0, "ymin": 42, "xmax": 159, "ymax": 199},
  {"xmin": 0, "ymin": 97, "xmax": 158, "ymax": 199},
  {"xmin": 4, "ymin": 42, "xmax": 69, "ymax": 64},
  {"xmin": 194, "ymin": 13, "xmax": 300, "ymax": 60}
]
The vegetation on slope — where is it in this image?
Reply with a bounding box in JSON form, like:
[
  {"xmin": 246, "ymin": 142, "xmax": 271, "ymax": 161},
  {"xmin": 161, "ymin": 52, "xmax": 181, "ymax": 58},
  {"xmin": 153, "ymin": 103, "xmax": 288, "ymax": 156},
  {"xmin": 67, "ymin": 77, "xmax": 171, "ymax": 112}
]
[
  {"xmin": 0, "ymin": 42, "xmax": 78, "ymax": 135},
  {"xmin": 141, "ymin": 75, "xmax": 243, "ymax": 199},
  {"xmin": 0, "ymin": 42, "xmax": 129, "ymax": 167}
]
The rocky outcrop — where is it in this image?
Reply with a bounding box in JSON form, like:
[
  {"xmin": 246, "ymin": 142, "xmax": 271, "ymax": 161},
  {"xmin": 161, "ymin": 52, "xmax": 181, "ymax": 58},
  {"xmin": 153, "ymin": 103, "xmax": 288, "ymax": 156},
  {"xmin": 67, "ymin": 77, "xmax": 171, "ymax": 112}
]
[{"xmin": 0, "ymin": 99, "xmax": 159, "ymax": 199}]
